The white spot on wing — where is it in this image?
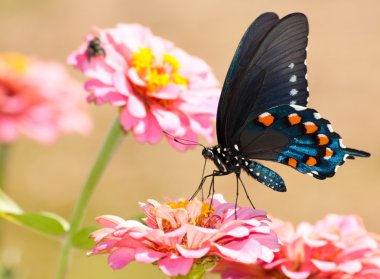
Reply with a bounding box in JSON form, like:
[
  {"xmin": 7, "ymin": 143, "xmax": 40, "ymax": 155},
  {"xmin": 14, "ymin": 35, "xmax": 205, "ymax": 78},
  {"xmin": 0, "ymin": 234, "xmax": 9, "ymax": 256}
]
[
  {"xmin": 290, "ymin": 100, "xmax": 297, "ymax": 105},
  {"xmin": 339, "ymin": 139, "xmax": 346, "ymax": 148},
  {"xmin": 217, "ymin": 148, "xmax": 221, "ymax": 153},
  {"xmin": 289, "ymin": 89, "xmax": 298, "ymax": 96},
  {"xmin": 290, "ymin": 105, "xmax": 307, "ymax": 111},
  {"xmin": 313, "ymin": 112, "xmax": 321, "ymax": 119},
  {"xmin": 343, "ymin": 154, "xmax": 349, "ymax": 161},
  {"xmin": 288, "ymin": 63, "xmax": 295, "ymax": 69},
  {"xmin": 258, "ymin": 112, "xmax": 271, "ymax": 118},
  {"xmin": 289, "ymin": 75, "xmax": 297, "ymax": 82},
  {"xmin": 234, "ymin": 144, "xmax": 239, "ymax": 151},
  {"xmin": 327, "ymin": 124, "xmax": 334, "ymax": 133},
  {"xmin": 324, "ymin": 148, "xmax": 333, "ymax": 159}
]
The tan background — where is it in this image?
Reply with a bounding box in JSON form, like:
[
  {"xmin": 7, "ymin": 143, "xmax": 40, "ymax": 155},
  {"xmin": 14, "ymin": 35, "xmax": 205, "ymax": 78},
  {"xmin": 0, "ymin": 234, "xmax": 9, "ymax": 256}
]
[{"xmin": 1, "ymin": 0, "xmax": 379, "ymax": 278}]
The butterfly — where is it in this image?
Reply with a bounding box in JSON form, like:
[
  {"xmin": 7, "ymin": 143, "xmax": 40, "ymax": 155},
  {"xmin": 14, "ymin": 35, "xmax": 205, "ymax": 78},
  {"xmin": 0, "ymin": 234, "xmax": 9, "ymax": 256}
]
[{"xmin": 195, "ymin": 12, "xmax": 370, "ymax": 197}]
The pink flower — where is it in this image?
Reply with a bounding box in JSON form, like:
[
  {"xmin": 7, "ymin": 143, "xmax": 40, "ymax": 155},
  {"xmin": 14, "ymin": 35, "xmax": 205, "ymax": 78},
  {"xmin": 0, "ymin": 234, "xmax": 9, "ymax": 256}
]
[
  {"xmin": 68, "ymin": 24, "xmax": 220, "ymax": 151},
  {"xmin": 88, "ymin": 194, "xmax": 279, "ymax": 277},
  {"xmin": 214, "ymin": 215, "xmax": 380, "ymax": 279},
  {"xmin": 0, "ymin": 53, "xmax": 92, "ymax": 143}
]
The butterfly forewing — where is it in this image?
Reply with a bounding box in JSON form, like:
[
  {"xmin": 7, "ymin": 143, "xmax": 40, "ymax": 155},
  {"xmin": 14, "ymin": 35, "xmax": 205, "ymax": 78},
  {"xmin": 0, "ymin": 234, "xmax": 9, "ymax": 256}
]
[
  {"xmin": 217, "ymin": 13, "xmax": 309, "ymax": 149},
  {"xmin": 217, "ymin": 12, "xmax": 280, "ymax": 146}
]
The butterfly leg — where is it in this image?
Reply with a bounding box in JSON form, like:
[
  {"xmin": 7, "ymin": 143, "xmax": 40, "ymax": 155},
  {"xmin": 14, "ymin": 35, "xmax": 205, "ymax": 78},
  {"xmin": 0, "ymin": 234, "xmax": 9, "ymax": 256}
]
[
  {"xmin": 200, "ymin": 159, "xmax": 207, "ymax": 200},
  {"xmin": 208, "ymin": 174, "xmax": 216, "ymax": 208},
  {"xmin": 207, "ymin": 174, "xmax": 215, "ymax": 198},
  {"xmin": 238, "ymin": 175, "xmax": 256, "ymax": 209},
  {"xmin": 235, "ymin": 174, "xmax": 239, "ymax": 219},
  {"xmin": 190, "ymin": 171, "xmax": 230, "ymax": 200}
]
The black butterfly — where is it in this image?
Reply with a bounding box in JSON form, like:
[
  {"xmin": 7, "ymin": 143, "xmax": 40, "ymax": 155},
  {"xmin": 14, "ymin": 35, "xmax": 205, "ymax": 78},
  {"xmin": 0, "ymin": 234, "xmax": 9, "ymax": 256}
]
[
  {"xmin": 86, "ymin": 37, "xmax": 106, "ymax": 60},
  {"xmin": 193, "ymin": 12, "xmax": 370, "ymax": 198}
]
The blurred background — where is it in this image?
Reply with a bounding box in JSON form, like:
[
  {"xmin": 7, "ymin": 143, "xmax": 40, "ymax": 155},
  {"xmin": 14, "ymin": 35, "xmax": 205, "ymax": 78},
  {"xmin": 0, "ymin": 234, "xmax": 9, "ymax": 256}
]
[{"xmin": 1, "ymin": 0, "xmax": 379, "ymax": 278}]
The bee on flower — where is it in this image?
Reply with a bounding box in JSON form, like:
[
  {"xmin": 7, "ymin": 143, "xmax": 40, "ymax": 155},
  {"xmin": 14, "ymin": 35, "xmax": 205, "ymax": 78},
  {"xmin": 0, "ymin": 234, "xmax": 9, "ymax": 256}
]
[{"xmin": 68, "ymin": 24, "xmax": 221, "ymax": 151}]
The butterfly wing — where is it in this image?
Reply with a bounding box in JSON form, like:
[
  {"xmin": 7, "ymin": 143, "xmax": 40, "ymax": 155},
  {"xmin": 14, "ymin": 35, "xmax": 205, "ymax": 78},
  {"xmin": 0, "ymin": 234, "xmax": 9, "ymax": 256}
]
[
  {"xmin": 217, "ymin": 13, "xmax": 309, "ymax": 147},
  {"xmin": 217, "ymin": 12, "xmax": 280, "ymax": 146},
  {"xmin": 239, "ymin": 105, "xmax": 370, "ymax": 181}
]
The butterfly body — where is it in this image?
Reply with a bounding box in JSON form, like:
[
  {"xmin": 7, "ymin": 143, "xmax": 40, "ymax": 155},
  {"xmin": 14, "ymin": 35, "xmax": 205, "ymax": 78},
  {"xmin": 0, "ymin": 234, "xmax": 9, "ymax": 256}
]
[
  {"xmin": 202, "ymin": 145, "xmax": 249, "ymax": 174},
  {"xmin": 199, "ymin": 12, "xmax": 370, "ymax": 193}
]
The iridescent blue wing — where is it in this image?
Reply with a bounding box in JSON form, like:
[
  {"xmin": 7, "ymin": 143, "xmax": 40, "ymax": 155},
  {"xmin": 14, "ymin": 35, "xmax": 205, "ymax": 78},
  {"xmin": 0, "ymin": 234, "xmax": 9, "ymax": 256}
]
[
  {"xmin": 217, "ymin": 13, "xmax": 309, "ymax": 147},
  {"xmin": 239, "ymin": 105, "xmax": 370, "ymax": 181}
]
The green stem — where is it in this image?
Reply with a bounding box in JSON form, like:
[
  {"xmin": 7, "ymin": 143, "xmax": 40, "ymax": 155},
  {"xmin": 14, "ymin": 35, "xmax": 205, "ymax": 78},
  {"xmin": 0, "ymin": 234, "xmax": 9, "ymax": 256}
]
[
  {"xmin": 54, "ymin": 117, "xmax": 124, "ymax": 279},
  {"xmin": 171, "ymin": 264, "xmax": 208, "ymax": 279},
  {"xmin": 0, "ymin": 144, "xmax": 9, "ymax": 190}
]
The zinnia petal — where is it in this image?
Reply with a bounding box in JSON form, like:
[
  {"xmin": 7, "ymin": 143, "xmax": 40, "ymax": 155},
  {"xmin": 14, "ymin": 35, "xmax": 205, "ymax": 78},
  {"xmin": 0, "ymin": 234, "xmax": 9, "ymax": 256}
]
[
  {"xmin": 108, "ymin": 247, "xmax": 135, "ymax": 269},
  {"xmin": 157, "ymin": 256, "xmax": 194, "ymax": 276}
]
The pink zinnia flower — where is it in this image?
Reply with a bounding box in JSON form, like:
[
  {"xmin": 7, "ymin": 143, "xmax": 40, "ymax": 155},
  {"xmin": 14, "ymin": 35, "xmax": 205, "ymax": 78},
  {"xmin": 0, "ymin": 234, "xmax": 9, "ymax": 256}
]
[
  {"xmin": 214, "ymin": 214, "xmax": 380, "ymax": 279},
  {"xmin": 88, "ymin": 194, "xmax": 279, "ymax": 277},
  {"xmin": 0, "ymin": 53, "xmax": 91, "ymax": 143},
  {"xmin": 68, "ymin": 24, "xmax": 220, "ymax": 151}
]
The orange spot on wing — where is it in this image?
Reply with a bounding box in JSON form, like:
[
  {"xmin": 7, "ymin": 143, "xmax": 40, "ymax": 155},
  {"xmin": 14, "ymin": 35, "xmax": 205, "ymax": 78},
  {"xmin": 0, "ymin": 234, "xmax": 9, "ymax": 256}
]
[
  {"xmin": 288, "ymin": 114, "xmax": 302, "ymax": 125},
  {"xmin": 306, "ymin": 156, "xmax": 317, "ymax": 166},
  {"xmin": 288, "ymin": 158, "xmax": 298, "ymax": 168},
  {"xmin": 325, "ymin": 148, "xmax": 333, "ymax": 158},
  {"xmin": 318, "ymin": 134, "xmax": 330, "ymax": 145},
  {"xmin": 304, "ymin": 122, "xmax": 318, "ymax": 134},
  {"xmin": 258, "ymin": 113, "xmax": 275, "ymax": 127}
]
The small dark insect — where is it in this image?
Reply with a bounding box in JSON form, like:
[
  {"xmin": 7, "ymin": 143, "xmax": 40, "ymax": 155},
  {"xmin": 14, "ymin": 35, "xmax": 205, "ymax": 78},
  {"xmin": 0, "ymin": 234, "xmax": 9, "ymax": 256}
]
[
  {"xmin": 181, "ymin": 12, "xmax": 370, "ymax": 204},
  {"xmin": 86, "ymin": 37, "xmax": 106, "ymax": 60}
]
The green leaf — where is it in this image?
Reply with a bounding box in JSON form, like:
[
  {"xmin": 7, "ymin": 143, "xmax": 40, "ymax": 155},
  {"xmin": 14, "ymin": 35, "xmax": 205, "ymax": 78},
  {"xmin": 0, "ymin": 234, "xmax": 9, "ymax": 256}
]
[
  {"xmin": 2, "ymin": 212, "xmax": 69, "ymax": 236},
  {"xmin": 0, "ymin": 189, "xmax": 69, "ymax": 237},
  {"xmin": 131, "ymin": 213, "xmax": 145, "ymax": 222},
  {"xmin": 0, "ymin": 189, "xmax": 22, "ymax": 214},
  {"xmin": 72, "ymin": 226, "xmax": 98, "ymax": 250},
  {"xmin": 171, "ymin": 264, "xmax": 207, "ymax": 279}
]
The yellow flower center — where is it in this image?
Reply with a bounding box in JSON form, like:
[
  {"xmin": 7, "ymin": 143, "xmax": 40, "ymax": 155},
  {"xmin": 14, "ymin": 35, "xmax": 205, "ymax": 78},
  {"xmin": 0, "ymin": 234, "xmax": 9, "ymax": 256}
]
[
  {"xmin": 166, "ymin": 199, "xmax": 215, "ymax": 226},
  {"xmin": 0, "ymin": 53, "xmax": 29, "ymax": 73},
  {"xmin": 131, "ymin": 48, "xmax": 188, "ymax": 92}
]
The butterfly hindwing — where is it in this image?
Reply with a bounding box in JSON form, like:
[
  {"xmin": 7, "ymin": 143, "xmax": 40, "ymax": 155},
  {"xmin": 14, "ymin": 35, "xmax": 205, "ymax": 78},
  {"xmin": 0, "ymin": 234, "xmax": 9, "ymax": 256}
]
[
  {"xmin": 237, "ymin": 105, "xmax": 369, "ymax": 179},
  {"xmin": 218, "ymin": 13, "xmax": 310, "ymax": 149}
]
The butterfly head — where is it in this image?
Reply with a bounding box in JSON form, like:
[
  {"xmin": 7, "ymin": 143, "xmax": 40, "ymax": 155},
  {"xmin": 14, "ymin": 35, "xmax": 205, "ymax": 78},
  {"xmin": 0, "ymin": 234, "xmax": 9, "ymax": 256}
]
[{"xmin": 202, "ymin": 148, "xmax": 214, "ymax": 160}]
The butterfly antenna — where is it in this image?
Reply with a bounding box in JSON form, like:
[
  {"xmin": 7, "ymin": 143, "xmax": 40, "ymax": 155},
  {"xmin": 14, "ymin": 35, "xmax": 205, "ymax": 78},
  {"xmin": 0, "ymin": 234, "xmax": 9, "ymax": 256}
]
[{"xmin": 162, "ymin": 130, "xmax": 206, "ymax": 148}]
